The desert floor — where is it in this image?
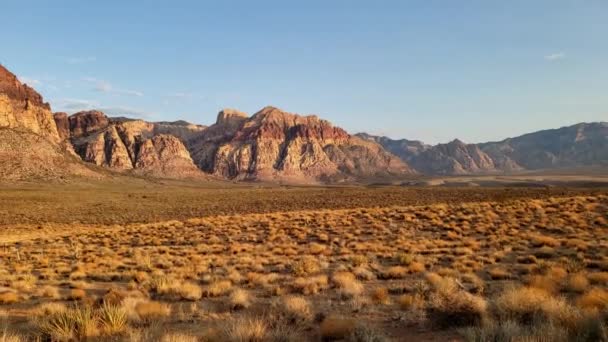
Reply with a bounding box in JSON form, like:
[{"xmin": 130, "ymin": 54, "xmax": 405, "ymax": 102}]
[{"xmin": 0, "ymin": 182, "xmax": 607, "ymax": 341}]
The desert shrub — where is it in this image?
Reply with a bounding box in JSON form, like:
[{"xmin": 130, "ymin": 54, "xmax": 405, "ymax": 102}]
[
  {"xmin": 353, "ymin": 266, "xmax": 375, "ymax": 281},
  {"xmin": 276, "ymin": 296, "xmax": 312, "ymax": 323},
  {"xmin": 408, "ymin": 262, "xmax": 426, "ymax": 274},
  {"xmin": 0, "ymin": 331, "xmax": 25, "ymax": 342},
  {"xmin": 396, "ymin": 253, "xmax": 414, "ymax": 266},
  {"xmin": 222, "ymin": 316, "xmax": 268, "ymax": 342},
  {"xmin": 290, "ymin": 257, "xmax": 320, "ymax": 276},
  {"xmin": 427, "ymin": 277, "xmax": 487, "ymax": 328},
  {"xmin": 133, "ymin": 301, "xmax": 171, "ymax": 323},
  {"xmin": 98, "ymin": 303, "xmax": 128, "ymax": 335},
  {"xmin": 380, "ymin": 266, "xmax": 407, "ymax": 279},
  {"xmin": 0, "ymin": 292, "xmax": 19, "ymax": 305},
  {"xmin": 332, "ymin": 272, "xmax": 363, "ymax": 299},
  {"xmin": 371, "ymin": 287, "xmax": 390, "ymax": 305},
  {"xmin": 576, "ymin": 288, "xmax": 608, "ymax": 312},
  {"xmin": 291, "ymin": 275, "xmax": 328, "ymax": 295},
  {"xmin": 175, "ymin": 282, "xmax": 202, "ymax": 301},
  {"xmin": 567, "ymin": 273, "xmax": 590, "ymax": 293},
  {"xmin": 206, "ymin": 280, "xmax": 232, "ymax": 297},
  {"xmin": 35, "ymin": 305, "xmax": 99, "ymax": 341},
  {"xmin": 351, "ymin": 255, "xmax": 369, "ymax": 267},
  {"xmin": 493, "ymin": 286, "xmax": 579, "ymax": 327},
  {"xmin": 229, "ymin": 288, "xmax": 251, "ymax": 310}
]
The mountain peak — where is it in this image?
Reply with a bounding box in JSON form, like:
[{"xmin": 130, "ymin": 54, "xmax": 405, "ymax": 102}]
[
  {"xmin": 216, "ymin": 108, "xmax": 248, "ymax": 125},
  {"xmin": 0, "ymin": 64, "xmax": 49, "ymax": 110}
]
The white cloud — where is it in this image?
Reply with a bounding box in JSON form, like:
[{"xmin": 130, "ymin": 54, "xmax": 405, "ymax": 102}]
[
  {"xmin": 544, "ymin": 52, "xmax": 565, "ymax": 61},
  {"xmin": 82, "ymin": 77, "xmax": 143, "ymax": 97},
  {"xmin": 53, "ymin": 99, "xmax": 152, "ymax": 119},
  {"xmin": 99, "ymin": 106, "xmax": 152, "ymax": 119},
  {"xmin": 55, "ymin": 98, "xmax": 100, "ymax": 111}
]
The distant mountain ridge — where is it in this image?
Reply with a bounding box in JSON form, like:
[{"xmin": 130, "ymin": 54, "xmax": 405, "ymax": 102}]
[
  {"xmin": 187, "ymin": 106, "xmax": 411, "ymax": 183},
  {"xmin": 357, "ymin": 121, "xmax": 608, "ymax": 175},
  {"xmin": 1, "ymin": 63, "xmax": 607, "ymax": 182}
]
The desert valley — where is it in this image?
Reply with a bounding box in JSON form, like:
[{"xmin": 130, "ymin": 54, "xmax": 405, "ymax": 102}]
[{"xmin": 1, "ymin": 57, "xmax": 608, "ymax": 342}]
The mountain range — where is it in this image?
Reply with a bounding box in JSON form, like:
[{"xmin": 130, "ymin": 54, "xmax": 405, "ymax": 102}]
[{"xmin": 1, "ymin": 64, "xmax": 606, "ymax": 183}]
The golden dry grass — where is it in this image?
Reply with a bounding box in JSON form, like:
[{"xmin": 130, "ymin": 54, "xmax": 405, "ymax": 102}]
[{"xmin": 0, "ymin": 191, "xmax": 606, "ymax": 341}]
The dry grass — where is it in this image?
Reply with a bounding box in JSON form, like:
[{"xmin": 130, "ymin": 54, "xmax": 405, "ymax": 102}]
[{"xmin": 0, "ymin": 191, "xmax": 605, "ymax": 341}]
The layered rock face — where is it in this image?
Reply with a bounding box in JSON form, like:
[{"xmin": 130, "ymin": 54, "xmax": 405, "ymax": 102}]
[
  {"xmin": 0, "ymin": 64, "xmax": 100, "ymax": 181},
  {"xmin": 0, "ymin": 65, "xmax": 60, "ymax": 143},
  {"xmin": 53, "ymin": 112, "xmax": 70, "ymax": 140},
  {"xmin": 65, "ymin": 111, "xmax": 203, "ymax": 178},
  {"xmin": 189, "ymin": 106, "xmax": 411, "ymax": 182}
]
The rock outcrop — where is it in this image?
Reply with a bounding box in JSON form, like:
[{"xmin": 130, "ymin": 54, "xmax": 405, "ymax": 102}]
[
  {"xmin": 66, "ymin": 111, "xmax": 204, "ymax": 178},
  {"xmin": 0, "ymin": 64, "xmax": 100, "ymax": 181},
  {"xmin": 188, "ymin": 106, "xmax": 411, "ymax": 182},
  {"xmin": 0, "ymin": 65, "xmax": 60, "ymax": 143},
  {"xmin": 53, "ymin": 112, "xmax": 70, "ymax": 140},
  {"xmin": 134, "ymin": 134, "xmax": 201, "ymax": 178}
]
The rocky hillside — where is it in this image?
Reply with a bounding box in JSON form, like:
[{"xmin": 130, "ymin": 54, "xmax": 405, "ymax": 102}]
[
  {"xmin": 479, "ymin": 122, "xmax": 608, "ymax": 170},
  {"xmin": 0, "ymin": 65, "xmax": 99, "ymax": 181},
  {"xmin": 355, "ymin": 133, "xmax": 430, "ymax": 163},
  {"xmin": 360, "ymin": 122, "xmax": 608, "ymax": 175},
  {"xmin": 0, "ymin": 65, "xmax": 60, "ymax": 143},
  {"xmin": 188, "ymin": 106, "xmax": 411, "ymax": 182},
  {"xmin": 57, "ymin": 111, "xmax": 205, "ymax": 179}
]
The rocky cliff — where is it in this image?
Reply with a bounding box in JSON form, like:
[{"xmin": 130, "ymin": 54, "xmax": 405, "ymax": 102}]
[
  {"xmin": 188, "ymin": 106, "xmax": 411, "ymax": 182},
  {"xmin": 0, "ymin": 64, "xmax": 100, "ymax": 181},
  {"xmin": 65, "ymin": 111, "xmax": 204, "ymax": 179},
  {"xmin": 0, "ymin": 65, "xmax": 60, "ymax": 143}
]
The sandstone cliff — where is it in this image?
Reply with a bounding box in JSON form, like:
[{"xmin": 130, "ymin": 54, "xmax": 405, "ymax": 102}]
[
  {"xmin": 0, "ymin": 64, "xmax": 100, "ymax": 181},
  {"xmin": 188, "ymin": 106, "xmax": 411, "ymax": 182},
  {"xmin": 0, "ymin": 65, "xmax": 60, "ymax": 143},
  {"xmin": 66, "ymin": 111, "xmax": 204, "ymax": 179}
]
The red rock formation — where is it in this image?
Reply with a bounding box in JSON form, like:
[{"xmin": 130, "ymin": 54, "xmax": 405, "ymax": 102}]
[
  {"xmin": 0, "ymin": 65, "xmax": 49, "ymax": 110},
  {"xmin": 189, "ymin": 106, "xmax": 411, "ymax": 183},
  {"xmin": 0, "ymin": 64, "xmax": 60, "ymax": 143},
  {"xmin": 68, "ymin": 110, "xmax": 110, "ymax": 137},
  {"xmin": 53, "ymin": 112, "xmax": 70, "ymax": 140},
  {"xmin": 67, "ymin": 111, "xmax": 205, "ymax": 178}
]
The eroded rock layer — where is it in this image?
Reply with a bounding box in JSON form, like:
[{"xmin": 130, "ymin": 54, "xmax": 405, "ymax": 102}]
[{"xmin": 188, "ymin": 106, "xmax": 411, "ymax": 182}]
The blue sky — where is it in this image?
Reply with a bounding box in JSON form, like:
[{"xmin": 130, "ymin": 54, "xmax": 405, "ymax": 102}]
[{"xmin": 1, "ymin": 1, "xmax": 606, "ymax": 144}]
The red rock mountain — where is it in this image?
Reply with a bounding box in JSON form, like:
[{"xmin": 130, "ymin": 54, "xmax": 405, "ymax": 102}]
[
  {"xmin": 0, "ymin": 65, "xmax": 60, "ymax": 143},
  {"xmin": 0, "ymin": 64, "xmax": 100, "ymax": 181},
  {"xmin": 57, "ymin": 111, "xmax": 205, "ymax": 179},
  {"xmin": 188, "ymin": 106, "xmax": 411, "ymax": 182}
]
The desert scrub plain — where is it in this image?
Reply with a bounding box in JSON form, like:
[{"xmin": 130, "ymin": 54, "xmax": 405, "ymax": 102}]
[{"xmin": 0, "ymin": 187, "xmax": 607, "ymax": 341}]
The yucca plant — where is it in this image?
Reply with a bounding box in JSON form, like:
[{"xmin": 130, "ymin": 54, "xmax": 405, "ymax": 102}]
[{"xmin": 99, "ymin": 303, "xmax": 128, "ymax": 335}]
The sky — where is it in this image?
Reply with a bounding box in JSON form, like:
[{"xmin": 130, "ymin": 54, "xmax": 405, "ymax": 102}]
[{"xmin": 1, "ymin": 0, "xmax": 606, "ymax": 144}]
